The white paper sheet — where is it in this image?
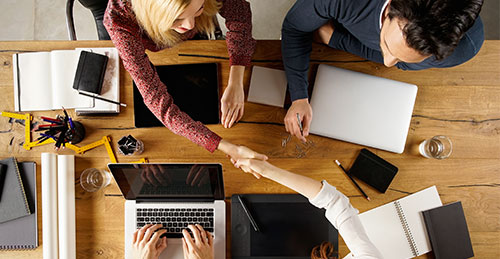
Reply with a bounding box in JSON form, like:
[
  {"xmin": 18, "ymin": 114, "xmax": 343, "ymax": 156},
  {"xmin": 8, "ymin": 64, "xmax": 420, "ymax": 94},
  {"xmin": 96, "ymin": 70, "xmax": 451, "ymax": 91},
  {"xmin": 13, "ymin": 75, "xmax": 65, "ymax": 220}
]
[
  {"xmin": 15, "ymin": 52, "xmax": 53, "ymax": 111},
  {"xmin": 41, "ymin": 153, "xmax": 58, "ymax": 259},
  {"xmin": 57, "ymin": 155, "xmax": 76, "ymax": 259},
  {"xmin": 50, "ymin": 50, "xmax": 93, "ymax": 109},
  {"xmin": 247, "ymin": 66, "xmax": 288, "ymax": 107}
]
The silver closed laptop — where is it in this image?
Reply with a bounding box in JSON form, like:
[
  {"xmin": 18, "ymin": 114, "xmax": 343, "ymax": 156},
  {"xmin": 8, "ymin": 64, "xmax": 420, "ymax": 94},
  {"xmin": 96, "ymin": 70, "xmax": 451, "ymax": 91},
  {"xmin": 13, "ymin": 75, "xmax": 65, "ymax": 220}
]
[
  {"xmin": 108, "ymin": 163, "xmax": 226, "ymax": 259},
  {"xmin": 309, "ymin": 64, "xmax": 418, "ymax": 153}
]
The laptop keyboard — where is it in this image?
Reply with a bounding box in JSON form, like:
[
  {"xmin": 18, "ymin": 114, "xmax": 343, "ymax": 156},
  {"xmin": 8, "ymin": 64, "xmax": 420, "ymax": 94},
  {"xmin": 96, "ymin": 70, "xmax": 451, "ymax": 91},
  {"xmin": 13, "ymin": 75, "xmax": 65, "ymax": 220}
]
[{"xmin": 136, "ymin": 208, "xmax": 214, "ymax": 238}]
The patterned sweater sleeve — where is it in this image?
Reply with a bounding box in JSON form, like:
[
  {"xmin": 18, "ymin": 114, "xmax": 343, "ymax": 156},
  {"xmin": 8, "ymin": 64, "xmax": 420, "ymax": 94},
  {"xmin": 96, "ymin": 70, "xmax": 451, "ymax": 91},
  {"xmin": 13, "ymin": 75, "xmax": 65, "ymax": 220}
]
[
  {"xmin": 218, "ymin": 0, "xmax": 256, "ymax": 66},
  {"xmin": 104, "ymin": 0, "xmax": 222, "ymax": 152}
]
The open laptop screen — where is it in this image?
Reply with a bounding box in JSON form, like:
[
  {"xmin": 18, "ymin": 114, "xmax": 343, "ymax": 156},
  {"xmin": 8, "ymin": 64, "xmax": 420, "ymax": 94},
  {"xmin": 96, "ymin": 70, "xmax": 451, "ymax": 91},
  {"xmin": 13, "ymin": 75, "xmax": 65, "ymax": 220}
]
[{"xmin": 108, "ymin": 163, "xmax": 224, "ymax": 201}]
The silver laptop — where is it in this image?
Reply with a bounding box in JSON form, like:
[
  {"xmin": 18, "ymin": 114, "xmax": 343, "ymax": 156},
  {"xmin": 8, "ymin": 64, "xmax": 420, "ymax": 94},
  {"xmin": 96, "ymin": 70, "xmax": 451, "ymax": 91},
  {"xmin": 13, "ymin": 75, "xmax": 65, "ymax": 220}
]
[
  {"xmin": 108, "ymin": 163, "xmax": 226, "ymax": 259},
  {"xmin": 309, "ymin": 64, "xmax": 418, "ymax": 153}
]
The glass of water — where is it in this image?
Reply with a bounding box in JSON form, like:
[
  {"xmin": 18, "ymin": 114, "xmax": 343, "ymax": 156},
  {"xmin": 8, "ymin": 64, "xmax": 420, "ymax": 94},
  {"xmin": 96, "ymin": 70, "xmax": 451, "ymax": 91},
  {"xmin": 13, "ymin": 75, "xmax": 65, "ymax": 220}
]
[
  {"xmin": 80, "ymin": 168, "xmax": 112, "ymax": 192},
  {"xmin": 419, "ymin": 135, "xmax": 453, "ymax": 159}
]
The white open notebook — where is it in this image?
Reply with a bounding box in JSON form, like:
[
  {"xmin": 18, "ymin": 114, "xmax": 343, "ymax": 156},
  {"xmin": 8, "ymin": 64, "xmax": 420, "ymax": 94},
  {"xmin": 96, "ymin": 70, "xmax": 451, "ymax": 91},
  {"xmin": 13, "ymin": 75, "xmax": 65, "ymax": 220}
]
[
  {"xmin": 346, "ymin": 186, "xmax": 442, "ymax": 259},
  {"xmin": 13, "ymin": 50, "xmax": 93, "ymax": 111},
  {"xmin": 13, "ymin": 48, "xmax": 119, "ymax": 113}
]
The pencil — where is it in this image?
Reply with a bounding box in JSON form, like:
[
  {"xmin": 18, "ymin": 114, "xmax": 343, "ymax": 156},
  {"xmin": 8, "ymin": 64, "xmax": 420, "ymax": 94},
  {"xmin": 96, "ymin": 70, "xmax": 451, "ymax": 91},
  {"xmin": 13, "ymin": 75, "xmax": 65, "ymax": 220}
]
[
  {"xmin": 296, "ymin": 113, "xmax": 303, "ymax": 135},
  {"xmin": 335, "ymin": 160, "xmax": 370, "ymax": 201},
  {"xmin": 78, "ymin": 91, "xmax": 127, "ymax": 107},
  {"xmin": 237, "ymin": 195, "xmax": 260, "ymax": 232}
]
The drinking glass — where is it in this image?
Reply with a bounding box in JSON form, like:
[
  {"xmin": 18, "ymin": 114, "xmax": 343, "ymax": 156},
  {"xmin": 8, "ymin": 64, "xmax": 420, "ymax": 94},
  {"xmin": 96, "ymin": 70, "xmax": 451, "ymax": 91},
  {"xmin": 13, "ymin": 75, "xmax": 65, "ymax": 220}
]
[
  {"xmin": 80, "ymin": 168, "xmax": 112, "ymax": 192},
  {"xmin": 419, "ymin": 135, "xmax": 452, "ymax": 159}
]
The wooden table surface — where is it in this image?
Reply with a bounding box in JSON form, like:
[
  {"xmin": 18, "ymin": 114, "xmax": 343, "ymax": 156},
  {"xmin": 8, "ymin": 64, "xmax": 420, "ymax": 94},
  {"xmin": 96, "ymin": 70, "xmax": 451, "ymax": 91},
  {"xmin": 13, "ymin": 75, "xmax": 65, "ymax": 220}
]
[{"xmin": 0, "ymin": 40, "xmax": 499, "ymax": 259}]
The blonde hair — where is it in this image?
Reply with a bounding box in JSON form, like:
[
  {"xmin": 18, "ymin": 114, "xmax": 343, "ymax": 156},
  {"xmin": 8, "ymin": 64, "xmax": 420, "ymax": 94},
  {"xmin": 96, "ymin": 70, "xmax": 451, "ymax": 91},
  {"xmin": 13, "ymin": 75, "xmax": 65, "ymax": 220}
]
[
  {"xmin": 131, "ymin": 0, "xmax": 221, "ymax": 47},
  {"xmin": 311, "ymin": 242, "xmax": 337, "ymax": 259}
]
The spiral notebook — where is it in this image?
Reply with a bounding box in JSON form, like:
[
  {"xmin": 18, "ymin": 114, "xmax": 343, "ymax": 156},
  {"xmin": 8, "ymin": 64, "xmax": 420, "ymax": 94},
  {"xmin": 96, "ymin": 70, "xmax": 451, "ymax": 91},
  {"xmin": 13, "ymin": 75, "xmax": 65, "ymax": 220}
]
[
  {"xmin": 350, "ymin": 186, "xmax": 442, "ymax": 259},
  {"xmin": 0, "ymin": 162, "xmax": 38, "ymax": 250},
  {"xmin": 0, "ymin": 157, "xmax": 31, "ymax": 223}
]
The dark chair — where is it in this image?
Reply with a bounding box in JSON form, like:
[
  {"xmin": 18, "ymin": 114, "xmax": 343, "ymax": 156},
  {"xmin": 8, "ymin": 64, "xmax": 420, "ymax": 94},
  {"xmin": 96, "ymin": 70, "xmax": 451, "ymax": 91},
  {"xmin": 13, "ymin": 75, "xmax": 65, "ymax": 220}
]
[{"xmin": 66, "ymin": 0, "xmax": 110, "ymax": 40}]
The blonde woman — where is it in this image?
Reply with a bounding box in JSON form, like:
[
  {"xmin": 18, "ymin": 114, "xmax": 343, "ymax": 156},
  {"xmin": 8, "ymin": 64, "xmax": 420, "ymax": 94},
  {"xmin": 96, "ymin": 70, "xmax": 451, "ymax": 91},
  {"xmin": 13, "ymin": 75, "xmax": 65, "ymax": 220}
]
[{"xmin": 103, "ymin": 0, "xmax": 262, "ymax": 161}]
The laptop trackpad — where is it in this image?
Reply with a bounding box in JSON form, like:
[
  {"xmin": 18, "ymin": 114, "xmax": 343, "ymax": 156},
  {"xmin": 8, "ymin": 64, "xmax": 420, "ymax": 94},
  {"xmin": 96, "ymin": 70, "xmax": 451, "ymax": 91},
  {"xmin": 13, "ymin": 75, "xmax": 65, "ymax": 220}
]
[{"xmin": 160, "ymin": 240, "xmax": 184, "ymax": 259}]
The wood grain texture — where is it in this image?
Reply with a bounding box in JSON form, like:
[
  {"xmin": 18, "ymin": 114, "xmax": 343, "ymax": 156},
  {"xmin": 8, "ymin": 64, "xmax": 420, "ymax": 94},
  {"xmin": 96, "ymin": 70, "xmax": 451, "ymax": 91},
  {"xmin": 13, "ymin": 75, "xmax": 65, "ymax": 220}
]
[{"xmin": 0, "ymin": 40, "xmax": 499, "ymax": 259}]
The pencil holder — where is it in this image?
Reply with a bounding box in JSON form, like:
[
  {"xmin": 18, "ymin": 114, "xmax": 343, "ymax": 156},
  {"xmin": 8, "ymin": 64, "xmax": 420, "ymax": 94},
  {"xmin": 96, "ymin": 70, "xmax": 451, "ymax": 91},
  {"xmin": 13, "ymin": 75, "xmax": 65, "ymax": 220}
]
[
  {"xmin": 117, "ymin": 135, "xmax": 144, "ymax": 155},
  {"xmin": 67, "ymin": 121, "xmax": 85, "ymax": 144}
]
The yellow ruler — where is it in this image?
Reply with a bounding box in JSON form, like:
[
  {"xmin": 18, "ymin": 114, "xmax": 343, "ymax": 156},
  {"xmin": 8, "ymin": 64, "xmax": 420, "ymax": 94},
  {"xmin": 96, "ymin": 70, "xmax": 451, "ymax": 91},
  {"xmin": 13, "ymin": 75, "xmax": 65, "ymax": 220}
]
[
  {"xmin": 1, "ymin": 111, "xmax": 33, "ymax": 150},
  {"xmin": 2, "ymin": 111, "xmax": 146, "ymax": 164},
  {"xmin": 77, "ymin": 136, "xmax": 117, "ymax": 163}
]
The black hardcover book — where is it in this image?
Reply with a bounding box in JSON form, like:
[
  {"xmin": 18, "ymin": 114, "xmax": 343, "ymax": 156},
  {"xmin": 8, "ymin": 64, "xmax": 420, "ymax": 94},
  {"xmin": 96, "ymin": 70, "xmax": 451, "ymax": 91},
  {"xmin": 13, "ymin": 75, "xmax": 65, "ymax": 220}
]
[
  {"xmin": 348, "ymin": 148, "xmax": 398, "ymax": 193},
  {"xmin": 73, "ymin": 50, "xmax": 109, "ymax": 95},
  {"xmin": 422, "ymin": 201, "xmax": 474, "ymax": 259}
]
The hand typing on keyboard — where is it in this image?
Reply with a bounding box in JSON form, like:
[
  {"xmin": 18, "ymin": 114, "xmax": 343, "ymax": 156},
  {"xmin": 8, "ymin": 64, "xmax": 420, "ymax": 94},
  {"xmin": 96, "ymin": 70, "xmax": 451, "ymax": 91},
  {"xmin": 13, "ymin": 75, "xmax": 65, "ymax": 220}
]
[
  {"xmin": 182, "ymin": 224, "xmax": 214, "ymax": 259},
  {"xmin": 131, "ymin": 224, "xmax": 168, "ymax": 259}
]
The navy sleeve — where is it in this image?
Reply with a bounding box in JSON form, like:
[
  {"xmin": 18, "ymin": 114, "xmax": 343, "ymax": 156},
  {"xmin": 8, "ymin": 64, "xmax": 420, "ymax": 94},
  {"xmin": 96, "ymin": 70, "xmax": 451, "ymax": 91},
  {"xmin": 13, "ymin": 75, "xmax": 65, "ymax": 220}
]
[
  {"xmin": 281, "ymin": 0, "xmax": 340, "ymax": 101},
  {"xmin": 328, "ymin": 26, "xmax": 384, "ymax": 64}
]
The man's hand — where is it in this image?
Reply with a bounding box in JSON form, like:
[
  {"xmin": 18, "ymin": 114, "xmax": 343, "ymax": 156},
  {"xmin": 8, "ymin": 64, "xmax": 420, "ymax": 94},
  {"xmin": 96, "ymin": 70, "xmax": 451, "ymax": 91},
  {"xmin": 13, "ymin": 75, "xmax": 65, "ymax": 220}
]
[
  {"xmin": 314, "ymin": 21, "xmax": 335, "ymax": 45},
  {"xmin": 131, "ymin": 224, "xmax": 168, "ymax": 259},
  {"xmin": 284, "ymin": 98, "xmax": 313, "ymax": 143}
]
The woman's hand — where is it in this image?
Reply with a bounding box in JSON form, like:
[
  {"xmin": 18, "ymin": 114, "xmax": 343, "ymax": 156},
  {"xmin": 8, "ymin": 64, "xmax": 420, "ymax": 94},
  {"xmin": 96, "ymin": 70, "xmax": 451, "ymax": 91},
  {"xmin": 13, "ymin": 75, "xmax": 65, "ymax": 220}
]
[
  {"xmin": 221, "ymin": 82, "xmax": 245, "ymax": 128},
  {"xmin": 182, "ymin": 224, "xmax": 214, "ymax": 259},
  {"xmin": 131, "ymin": 224, "xmax": 168, "ymax": 259},
  {"xmin": 234, "ymin": 158, "xmax": 276, "ymax": 179},
  {"xmin": 217, "ymin": 140, "xmax": 268, "ymax": 178},
  {"xmin": 221, "ymin": 65, "xmax": 246, "ymax": 128}
]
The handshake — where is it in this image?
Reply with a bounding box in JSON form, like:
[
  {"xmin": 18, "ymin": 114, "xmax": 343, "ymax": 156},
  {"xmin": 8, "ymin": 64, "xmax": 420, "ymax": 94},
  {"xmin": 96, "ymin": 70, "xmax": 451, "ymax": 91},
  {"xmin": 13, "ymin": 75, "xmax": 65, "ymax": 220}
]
[{"xmin": 217, "ymin": 139, "xmax": 275, "ymax": 180}]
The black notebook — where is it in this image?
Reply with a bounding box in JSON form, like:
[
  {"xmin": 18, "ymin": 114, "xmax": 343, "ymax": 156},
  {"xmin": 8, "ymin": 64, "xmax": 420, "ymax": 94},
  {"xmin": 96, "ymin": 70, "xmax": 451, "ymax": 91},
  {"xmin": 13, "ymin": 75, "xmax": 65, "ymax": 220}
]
[
  {"xmin": 348, "ymin": 148, "xmax": 398, "ymax": 193},
  {"xmin": 231, "ymin": 194, "xmax": 338, "ymax": 259},
  {"xmin": 133, "ymin": 63, "xmax": 220, "ymax": 128},
  {"xmin": 0, "ymin": 157, "xmax": 31, "ymax": 223},
  {"xmin": 0, "ymin": 162, "xmax": 38, "ymax": 250},
  {"xmin": 422, "ymin": 201, "xmax": 474, "ymax": 259}
]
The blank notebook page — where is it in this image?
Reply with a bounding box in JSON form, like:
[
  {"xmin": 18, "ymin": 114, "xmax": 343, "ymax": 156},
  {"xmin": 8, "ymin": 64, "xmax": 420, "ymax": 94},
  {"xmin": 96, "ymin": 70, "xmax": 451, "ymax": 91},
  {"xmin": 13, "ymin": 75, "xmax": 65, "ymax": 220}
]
[{"xmin": 357, "ymin": 186, "xmax": 442, "ymax": 259}]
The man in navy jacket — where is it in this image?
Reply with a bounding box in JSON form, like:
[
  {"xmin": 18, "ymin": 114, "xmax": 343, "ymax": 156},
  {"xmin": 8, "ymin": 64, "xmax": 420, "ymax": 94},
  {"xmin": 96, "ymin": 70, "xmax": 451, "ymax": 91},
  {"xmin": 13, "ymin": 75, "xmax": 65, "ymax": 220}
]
[{"xmin": 281, "ymin": 0, "xmax": 484, "ymax": 142}]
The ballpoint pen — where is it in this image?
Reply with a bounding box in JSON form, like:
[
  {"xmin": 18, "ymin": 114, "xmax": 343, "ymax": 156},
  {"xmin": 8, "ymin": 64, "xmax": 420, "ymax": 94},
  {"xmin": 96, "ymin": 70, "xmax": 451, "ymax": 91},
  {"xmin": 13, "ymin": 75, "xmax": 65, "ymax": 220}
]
[
  {"xmin": 335, "ymin": 160, "xmax": 370, "ymax": 201},
  {"xmin": 237, "ymin": 195, "xmax": 260, "ymax": 232}
]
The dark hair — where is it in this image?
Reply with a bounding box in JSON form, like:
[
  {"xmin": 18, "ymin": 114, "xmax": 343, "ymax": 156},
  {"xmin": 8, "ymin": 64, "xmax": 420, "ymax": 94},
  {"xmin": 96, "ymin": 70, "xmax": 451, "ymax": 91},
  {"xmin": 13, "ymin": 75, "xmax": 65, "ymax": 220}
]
[
  {"xmin": 311, "ymin": 241, "xmax": 337, "ymax": 259},
  {"xmin": 388, "ymin": 0, "xmax": 483, "ymax": 60}
]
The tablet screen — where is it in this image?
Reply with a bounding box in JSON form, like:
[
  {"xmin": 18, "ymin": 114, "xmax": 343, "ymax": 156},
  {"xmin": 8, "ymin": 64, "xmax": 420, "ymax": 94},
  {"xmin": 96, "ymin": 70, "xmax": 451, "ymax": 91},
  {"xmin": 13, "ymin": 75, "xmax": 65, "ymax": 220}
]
[
  {"xmin": 133, "ymin": 63, "xmax": 220, "ymax": 128},
  {"xmin": 231, "ymin": 194, "xmax": 338, "ymax": 258},
  {"xmin": 250, "ymin": 202, "xmax": 329, "ymax": 256}
]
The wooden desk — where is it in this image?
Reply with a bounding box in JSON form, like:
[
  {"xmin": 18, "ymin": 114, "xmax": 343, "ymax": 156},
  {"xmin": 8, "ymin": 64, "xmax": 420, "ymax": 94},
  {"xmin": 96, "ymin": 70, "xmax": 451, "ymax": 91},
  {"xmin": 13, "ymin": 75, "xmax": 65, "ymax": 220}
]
[{"xmin": 0, "ymin": 41, "xmax": 499, "ymax": 259}]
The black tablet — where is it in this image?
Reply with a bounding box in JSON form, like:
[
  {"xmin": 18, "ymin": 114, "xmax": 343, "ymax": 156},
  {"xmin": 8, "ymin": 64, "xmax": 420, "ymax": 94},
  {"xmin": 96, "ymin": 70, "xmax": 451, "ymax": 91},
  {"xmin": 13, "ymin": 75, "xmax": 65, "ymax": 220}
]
[
  {"xmin": 133, "ymin": 63, "xmax": 220, "ymax": 128},
  {"xmin": 231, "ymin": 194, "xmax": 338, "ymax": 259}
]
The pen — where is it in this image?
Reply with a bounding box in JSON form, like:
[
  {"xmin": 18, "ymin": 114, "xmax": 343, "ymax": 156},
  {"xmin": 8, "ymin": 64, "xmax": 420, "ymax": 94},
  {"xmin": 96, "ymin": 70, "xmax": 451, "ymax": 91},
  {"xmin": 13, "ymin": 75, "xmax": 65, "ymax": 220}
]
[
  {"xmin": 335, "ymin": 160, "xmax": 370, "ymax": 201},
  {"xmin": 41, "ymin": 118, "xmax": 63, "ymax": 124},
  {"xmin": 78, "ymin": 91, "xmax": 127, "ymax": 107},
  {"xmin": 296, "ymin": 113, "xmax": 303, "ymax": 135},
  {"xmin": 237, "ymin": 195, "xmax": 260, "ymax": 232}
]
